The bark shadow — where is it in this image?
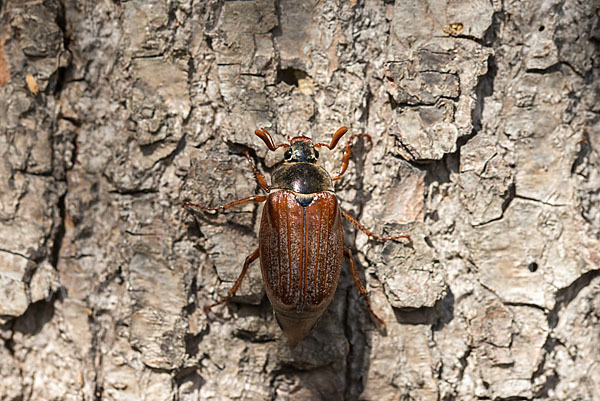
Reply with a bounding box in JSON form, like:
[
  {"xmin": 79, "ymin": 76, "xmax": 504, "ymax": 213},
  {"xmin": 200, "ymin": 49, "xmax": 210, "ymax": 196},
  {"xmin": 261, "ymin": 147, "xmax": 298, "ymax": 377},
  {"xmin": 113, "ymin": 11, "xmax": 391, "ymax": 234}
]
[
  {"xmin": 393, "ymin": 288, "xmax": 455, "ymax": 329},
  {"xmin": 11, "ymin": 296, "xmax": 58, "ymax": 336}
]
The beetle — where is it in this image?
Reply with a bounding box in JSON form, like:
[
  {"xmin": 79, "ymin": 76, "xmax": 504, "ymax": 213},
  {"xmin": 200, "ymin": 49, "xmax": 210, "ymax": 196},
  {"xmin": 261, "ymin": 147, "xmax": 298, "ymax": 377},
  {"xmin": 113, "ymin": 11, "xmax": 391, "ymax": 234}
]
[{"xmin": 185, "ymin": 126, "xmax": 410, "ymax": 347}]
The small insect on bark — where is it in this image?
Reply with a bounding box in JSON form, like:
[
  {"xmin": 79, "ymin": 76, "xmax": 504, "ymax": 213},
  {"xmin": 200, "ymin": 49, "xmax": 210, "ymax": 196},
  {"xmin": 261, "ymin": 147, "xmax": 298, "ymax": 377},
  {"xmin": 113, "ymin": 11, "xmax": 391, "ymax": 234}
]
[{"xmin": 185, "ymin": 127, "xmax": 411, "ymax": 347}]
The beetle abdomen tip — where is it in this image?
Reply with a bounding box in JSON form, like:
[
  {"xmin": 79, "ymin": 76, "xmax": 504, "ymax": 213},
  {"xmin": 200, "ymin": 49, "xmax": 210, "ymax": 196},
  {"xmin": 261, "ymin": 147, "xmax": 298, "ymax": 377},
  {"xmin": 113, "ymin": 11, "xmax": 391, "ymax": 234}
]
[{"xmin": 275, "ymin": 311, "xmax": 321, "ymax": 348}]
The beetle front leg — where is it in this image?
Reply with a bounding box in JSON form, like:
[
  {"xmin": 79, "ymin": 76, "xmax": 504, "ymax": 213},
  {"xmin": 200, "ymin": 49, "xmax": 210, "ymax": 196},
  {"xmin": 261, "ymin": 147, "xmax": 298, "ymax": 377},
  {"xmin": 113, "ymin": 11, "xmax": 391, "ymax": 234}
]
[
  {"xmin": 184, "ymin": 195, "xmax": 267, "ymax": 213},
  {"xmin": 204, "ymin": 247, "xmax": 260, "ymax": 311},
  {"xmin": 332, "ymin": 134, "xmax": 373, "ymax": 181},
  {"xmin": 243, "ymin": 150, "xmax": 270, "ymax": 192},
  {"xmin": 344, "ymin": 247, "xmax": 384, "ymax": 326},
  {"xmin": 340, "ymin": 210, "xmax": 412, "ymax": 243}
]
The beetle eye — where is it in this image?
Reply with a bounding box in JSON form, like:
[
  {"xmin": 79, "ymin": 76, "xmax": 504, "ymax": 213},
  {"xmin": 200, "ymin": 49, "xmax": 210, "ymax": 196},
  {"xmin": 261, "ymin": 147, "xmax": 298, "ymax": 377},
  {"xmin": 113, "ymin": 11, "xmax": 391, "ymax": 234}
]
[
  {"xmin": 314, "ymin": 149, "xmax": 319, "ymax": 159},
  {"xmin": 284, "ymin": 149, "xmax": 292, "ymax": 160}
]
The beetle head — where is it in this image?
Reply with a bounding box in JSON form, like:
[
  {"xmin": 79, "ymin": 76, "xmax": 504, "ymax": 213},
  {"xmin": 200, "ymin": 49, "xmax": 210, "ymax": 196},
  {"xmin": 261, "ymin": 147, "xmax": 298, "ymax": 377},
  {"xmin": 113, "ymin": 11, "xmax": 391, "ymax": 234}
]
[
  {"xmin": 284, "ymin": 136, "xmax": 319, "ymax": 163},
  {"xmin": 254, "ymin": 126, "xmax": 349, "ymax": 163}
]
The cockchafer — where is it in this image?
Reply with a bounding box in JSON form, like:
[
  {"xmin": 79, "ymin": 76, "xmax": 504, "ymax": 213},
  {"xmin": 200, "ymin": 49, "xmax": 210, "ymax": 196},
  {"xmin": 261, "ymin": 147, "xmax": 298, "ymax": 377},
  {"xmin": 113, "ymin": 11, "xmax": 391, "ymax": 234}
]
[{"xmin": 186, "ymin": 127, "xmax": 410, "ymax": 347}]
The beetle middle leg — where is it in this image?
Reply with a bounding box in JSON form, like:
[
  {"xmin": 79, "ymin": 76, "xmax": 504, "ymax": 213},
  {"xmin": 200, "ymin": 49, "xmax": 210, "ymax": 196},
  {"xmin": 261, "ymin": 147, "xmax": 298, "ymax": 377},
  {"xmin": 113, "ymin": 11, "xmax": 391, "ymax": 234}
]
[
  {"xmin": 344, "ymin": 247, "xmax": 384, "ymax": 325},
  {"xmin": 340, "ymin": 210, "xmax": 412, "ymax": 243},
  {"xmin": 184, "ymin": 195, "xmax": 267, "ymax": 213},
  {"xmin": 204, "ymin": 247, "xmax": 260, "ymax": 311}
]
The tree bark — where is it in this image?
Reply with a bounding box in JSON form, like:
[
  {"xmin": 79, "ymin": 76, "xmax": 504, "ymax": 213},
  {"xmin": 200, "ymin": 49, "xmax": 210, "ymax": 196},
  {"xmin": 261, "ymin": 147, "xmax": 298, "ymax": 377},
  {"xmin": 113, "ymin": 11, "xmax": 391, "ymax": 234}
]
[{"xmin": 1, "ymin": 0, "xmax": 599, "ymax": 400}]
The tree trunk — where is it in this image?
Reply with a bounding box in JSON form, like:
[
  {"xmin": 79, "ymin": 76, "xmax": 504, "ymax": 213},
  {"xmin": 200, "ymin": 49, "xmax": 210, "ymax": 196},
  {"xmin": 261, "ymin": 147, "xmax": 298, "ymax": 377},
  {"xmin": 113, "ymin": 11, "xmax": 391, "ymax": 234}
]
[{"xmin": 1, "ymin": 0, "xmax": 599, "ymax": 400}]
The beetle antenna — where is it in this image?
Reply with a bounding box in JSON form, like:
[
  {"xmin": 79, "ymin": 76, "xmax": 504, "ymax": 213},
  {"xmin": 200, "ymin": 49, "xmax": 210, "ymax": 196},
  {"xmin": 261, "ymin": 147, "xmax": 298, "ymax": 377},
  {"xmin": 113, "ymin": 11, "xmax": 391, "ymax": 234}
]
[
  {"xmin": 315, "ymin": 126, "xmax": 348, "ymax": 150},
  {"xmin": 254, "ymin": 128, "xmax": 290, "ymax": 151}
]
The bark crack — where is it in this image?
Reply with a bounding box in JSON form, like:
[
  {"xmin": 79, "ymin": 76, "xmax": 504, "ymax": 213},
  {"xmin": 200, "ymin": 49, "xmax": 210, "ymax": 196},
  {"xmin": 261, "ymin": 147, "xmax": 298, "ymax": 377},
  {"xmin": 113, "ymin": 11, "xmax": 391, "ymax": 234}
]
[
  {"xmin": 547, "ymin": 269, "xmax": 600, "ymax": 328},
  {"xmin": 513, "ymin": 194, "xmax": 570, "ymax": 208},
  {"xmin": 0, "ymin": 247, "xmax": 33, "ymax": 261}
]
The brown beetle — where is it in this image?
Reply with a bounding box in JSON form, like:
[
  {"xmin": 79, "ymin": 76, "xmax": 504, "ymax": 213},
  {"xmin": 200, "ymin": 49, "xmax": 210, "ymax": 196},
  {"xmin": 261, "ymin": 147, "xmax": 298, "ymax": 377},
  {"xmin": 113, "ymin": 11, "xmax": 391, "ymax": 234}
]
[{"xmin": 186, "ymin": 127, "xmax": 410, "ymax": 347}]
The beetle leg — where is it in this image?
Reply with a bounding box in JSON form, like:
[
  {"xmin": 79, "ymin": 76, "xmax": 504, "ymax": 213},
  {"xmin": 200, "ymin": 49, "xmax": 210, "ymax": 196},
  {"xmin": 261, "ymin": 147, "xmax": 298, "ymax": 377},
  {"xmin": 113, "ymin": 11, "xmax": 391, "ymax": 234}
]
[
  {"xmin": 332, "ymin": 134, "xmax": 373, "ymax": 181},
  {"xmin": 344, "ymin": 247, "xmax": 384, "ymax": 326},
  {"xmin": 243, "ymin": 150, "xmax": 270, "ymax": 192},
  {"xmin": 340, "ymin": 209, "xmax": 412, "ymax": 243},
  {"xmin": 204, "ymin": 247, "xmax": 260, "ymax": 311},
  {"xmin": 184, "ymin": 195, "xmax": 267, "ymax": 213}
]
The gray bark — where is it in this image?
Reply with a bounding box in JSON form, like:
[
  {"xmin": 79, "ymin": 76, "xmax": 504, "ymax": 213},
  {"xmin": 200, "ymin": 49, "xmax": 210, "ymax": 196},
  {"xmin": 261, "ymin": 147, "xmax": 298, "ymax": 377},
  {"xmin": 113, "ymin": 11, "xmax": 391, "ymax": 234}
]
[{"xmin": 1, "ymin": 0, "xmax": 599, "ymax": 400}]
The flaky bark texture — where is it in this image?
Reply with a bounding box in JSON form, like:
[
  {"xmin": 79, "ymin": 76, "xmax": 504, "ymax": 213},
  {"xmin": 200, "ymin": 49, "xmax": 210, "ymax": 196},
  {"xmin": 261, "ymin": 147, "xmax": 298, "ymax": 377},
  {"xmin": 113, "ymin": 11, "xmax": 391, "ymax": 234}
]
[{"xmin": 1, "ymin": 0, "xmax": 599, "ymax": 400}]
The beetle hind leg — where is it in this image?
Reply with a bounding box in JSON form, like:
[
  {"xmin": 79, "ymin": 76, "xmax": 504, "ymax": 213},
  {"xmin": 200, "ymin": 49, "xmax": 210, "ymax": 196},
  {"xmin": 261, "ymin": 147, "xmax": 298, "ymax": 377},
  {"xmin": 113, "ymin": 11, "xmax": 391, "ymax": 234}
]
[
  {"xmin": 344, "ymin": 247, "xmax": 384, "ymax": 326},
  {"xmin": 204, "ymin": 247, "xmax": 260, "ymax": 311}
]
